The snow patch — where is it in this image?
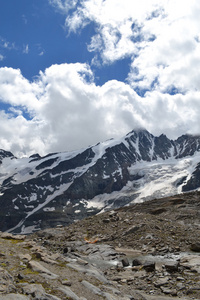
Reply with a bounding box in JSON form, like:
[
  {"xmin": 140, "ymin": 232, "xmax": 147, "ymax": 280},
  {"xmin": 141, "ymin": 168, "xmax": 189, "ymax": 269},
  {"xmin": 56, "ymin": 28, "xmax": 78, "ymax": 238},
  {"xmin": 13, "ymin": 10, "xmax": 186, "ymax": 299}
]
[{"xmin": 43, "ymin": 207, "xmax": 55, "ymax": 212}]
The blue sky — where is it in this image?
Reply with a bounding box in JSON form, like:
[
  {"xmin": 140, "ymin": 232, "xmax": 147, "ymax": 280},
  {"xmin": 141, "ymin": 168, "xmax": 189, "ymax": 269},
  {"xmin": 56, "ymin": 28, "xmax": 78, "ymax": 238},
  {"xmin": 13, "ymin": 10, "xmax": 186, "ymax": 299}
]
[
  {"xmin": 0, "ymin": 0, "xmax": 129, "ymax": 85},
  {"xmin": 0, "ymin": 0, "xmax": 200, "ymax": 156}
]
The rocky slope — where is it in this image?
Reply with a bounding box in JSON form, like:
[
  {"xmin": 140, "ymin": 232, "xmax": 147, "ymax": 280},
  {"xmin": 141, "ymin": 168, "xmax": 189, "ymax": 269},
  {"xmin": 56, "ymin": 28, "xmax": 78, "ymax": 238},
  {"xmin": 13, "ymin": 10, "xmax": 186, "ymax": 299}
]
[
  {"xmin": 0, "ymin": 191, "xmax": 200, "ymax": 299},
  {"xmin": 0, "ymin": 129, "xmax": 200, "ymax": 234}
]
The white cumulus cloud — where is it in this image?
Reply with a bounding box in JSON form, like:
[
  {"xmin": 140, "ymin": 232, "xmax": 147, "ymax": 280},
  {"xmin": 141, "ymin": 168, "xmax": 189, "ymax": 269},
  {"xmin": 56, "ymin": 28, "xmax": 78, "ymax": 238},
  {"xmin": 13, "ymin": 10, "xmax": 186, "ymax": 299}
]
[
  {"xmin": 54, "ymin": 0, "xmax": 200, "ymax": 95},
  {"xmin": 0, "ymin": 63, "xmax": 200, "ymax": 157},
  {"xmin": 0, "ymin": 0, "xmax": 200, "ymax": 156}
]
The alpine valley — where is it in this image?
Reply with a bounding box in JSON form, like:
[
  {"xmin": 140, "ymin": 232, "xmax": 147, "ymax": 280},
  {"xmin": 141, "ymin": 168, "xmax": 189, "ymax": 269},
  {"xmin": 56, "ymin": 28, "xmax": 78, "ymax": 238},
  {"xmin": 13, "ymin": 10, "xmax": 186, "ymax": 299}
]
[{"xmin": 0, "ymin": 129, "xmax": 200, "ymax": 234}]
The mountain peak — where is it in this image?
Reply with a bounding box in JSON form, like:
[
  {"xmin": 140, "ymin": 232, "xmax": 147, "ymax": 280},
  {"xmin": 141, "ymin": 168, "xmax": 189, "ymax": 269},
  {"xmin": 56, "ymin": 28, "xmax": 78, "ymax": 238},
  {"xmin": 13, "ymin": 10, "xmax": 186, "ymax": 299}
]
[
  {"xmin": 0, "ymin": 128, "xmax": 200, "ymax": 234},
  {"xmin": 126, "ymin": 127, "xmax": 150, "ymax": 137}
]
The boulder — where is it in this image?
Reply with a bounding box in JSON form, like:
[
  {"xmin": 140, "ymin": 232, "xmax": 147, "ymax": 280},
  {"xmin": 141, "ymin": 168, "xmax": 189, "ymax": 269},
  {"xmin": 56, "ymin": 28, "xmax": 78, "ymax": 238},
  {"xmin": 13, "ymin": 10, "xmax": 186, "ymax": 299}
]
[
  {"xmin": 122, "ymin": 257, "xmax": 130, "ymax": 267},
  {"xmin": 22, "ymin": 283, "xmax": 61, "ymax": 299},
  {"xmin": 132, "ymin": 259, "xmax": 142, "ymax": 267},
  {"xmin": 22, "ymin": 283, "xmax": 46, "ymax": 297},
  {"xmin": 154, "ymin": 277, "xmax": 169, "ymax": 287},
  {"xmin": 28, "ymin": 260, "xmax": 58, "ymax": 279},
  {"xmin": 160, "ymin": 287, "xmax": 177, "ymax": 296},
  {"xmin": 190, "ymin": 242, "xmax": 200, "ymax": 252},
  {"xmin": 143, "ymin": 261, "xmax": 155, "ymax": 272},
  {"xmin": 0, "ymin": 267, "xmax": 16, "ymax": 294},
  {"xmin": 164, "ymin": 261, "xmax": 180, "ymax": 272}
]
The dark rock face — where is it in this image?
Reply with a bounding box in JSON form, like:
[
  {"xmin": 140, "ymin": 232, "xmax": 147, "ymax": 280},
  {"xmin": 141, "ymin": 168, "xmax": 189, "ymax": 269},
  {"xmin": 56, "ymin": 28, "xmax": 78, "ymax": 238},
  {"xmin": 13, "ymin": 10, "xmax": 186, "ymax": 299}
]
[
  {"xmin": 0, "ymin": 129, "xmax": 200, "ymax": 233},
  {"xmin": 182, "ymin": 162, "xmax": 200, "ymax": 192},
  {"xmin": 175, "ymin": 134, "xmax": 200, "ymax": 158},
  {"xmin": 0, "ymin": 149, "xmax": 15, "ymax": 164}
]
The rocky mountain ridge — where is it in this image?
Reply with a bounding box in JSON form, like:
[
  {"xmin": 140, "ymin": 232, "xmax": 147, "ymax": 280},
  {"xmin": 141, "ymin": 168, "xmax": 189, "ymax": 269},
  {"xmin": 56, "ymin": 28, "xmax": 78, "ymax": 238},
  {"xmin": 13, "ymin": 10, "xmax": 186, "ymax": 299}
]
[{"xmin": 0, "ymin": 129, "xmax": 200, "ymax": 233}]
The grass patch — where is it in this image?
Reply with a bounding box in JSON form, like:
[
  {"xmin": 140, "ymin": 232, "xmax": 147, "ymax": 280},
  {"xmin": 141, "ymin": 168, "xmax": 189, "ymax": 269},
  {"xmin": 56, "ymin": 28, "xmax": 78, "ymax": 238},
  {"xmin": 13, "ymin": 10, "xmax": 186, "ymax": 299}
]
[
  {"xmin": 9, "ymin": 239, "xmax": 24, "ymax": 244},
  {"xmin": 1, "ymin": 263, "xmax": 7, "ymax": 267},
  {"xmin": 23, "ymin": 267, "xmax": 39, "ymax": 275}
]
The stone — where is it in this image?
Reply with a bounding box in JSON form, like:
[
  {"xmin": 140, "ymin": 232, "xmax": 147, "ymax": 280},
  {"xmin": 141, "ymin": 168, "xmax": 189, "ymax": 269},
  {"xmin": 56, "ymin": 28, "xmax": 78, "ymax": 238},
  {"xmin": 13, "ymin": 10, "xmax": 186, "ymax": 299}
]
[
  {"xmin": 102, "ymin": 219, "xmax": 110, "ymax": 223},
  {"xmin": 122, "ymin": 257, "xmax": 130, "ymax": 267},
  {"xmin": 22, "ymin": 283, "xmax": 46, "ymax": 297},
  {"xmin": 22, "ymin": 283, "xmax": 61, "ymax": 300},
  {"xmin": 177, "ymin": 276, "xmax": 184, "ymax": 281},
  {"xmin": 0, "ymin": 232, "xmax": 26, "ymax": 240},
  {"xmin": 164, "ymin": 261, "xmax": 179, "ymax": 272},
  {"xmin": 81, "ymin": 280, "xmax": 103, "ymax": 296},
  {"xmin": 132, "ymin": 259, "xmax": 142, "ymax": 266},
  {"xmin": 63, "ymin": 247, "xmax": 69, "ymax": 254},
  {"xmin": 176, "ymin": 282, "xmax": 185, "ymax": 290},
  {"xmin": 67, "ymin": 261, "xmax": 108, "ymax": 283},
  {"xmin": 123, "ymin": 224, "xmax": 144, "ymax": 236},
  {"xmin": 0, "ymin": 295, "xmax": 30, "ymax": 300},
  {"xmin": 17, "ymin": 273, "xmax": 24, "ymax": 280},
  {"xmin": 143, "ymin": 261, "xmax": 155, "ymax": 272},
  {"xmin": 0, "ymin": 267, "xmax": 16, "ymax": 294},
  {"xmin": 160, "ymin": 287, "xmax": 177, "ymax": 296},
  {"xmin": 62, "ymin": 279, "xmax": 72, "ymax": 286},
  {"xmin": 27, "ymin": 260, "xmax": 58, "ymax": 279},
  {"xmin": 154, "ymin": 277, "xmax": 169, "ymax": 287},
  {"xmin": 59, "ymin": 286, "xmax": 81, "ymax": 300},
  {"xmin": 76, "ymin": 258, "xmax": 88, "ymax": 265},
  {"xmin": 190, "ymin": 242, "xmax": 200, "ymax": 252},
  {"xmin": 18, "ymin": 254, "xmax": 32, "ymax": 263}
]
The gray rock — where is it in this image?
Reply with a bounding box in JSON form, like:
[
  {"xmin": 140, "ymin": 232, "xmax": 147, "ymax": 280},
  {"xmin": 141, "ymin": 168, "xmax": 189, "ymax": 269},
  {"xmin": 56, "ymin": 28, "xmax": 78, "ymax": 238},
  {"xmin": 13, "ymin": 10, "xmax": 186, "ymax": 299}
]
[
  {"xmin": 18, "ymin": 254, "xmax": 32, "ymax": 263},
  {"xmin": 103, "ymin": 219, "xmax": 110, "ymax": 223},
  {"xmin": 22, "ymin": 283, "xmax": 62, "ymax": 300},
  {"xmin": 43, "ymin": 294, "xmax": 63, "ymax": 300},
  {"xmin": 138, "ymin": 291, "xmax": 188, "ymax": 300},
  {"xmin": 22, "ymin": 283, "xmax": 46, "ymax": 297},
  {"xmin": 27, "ymin": 260, "xmax": 58, "ymax": 279},
  {"xmin": 122, "ymin": 257, "xmax": 130, "ymax": 267},
  {"xmin": 143, "ymin": 261, "xmax": 155, "ymax": 272},
  {"xmin": 190, "ymin": 242, "xmax": 200, "ymax": 252},
  {"xmin": 62, "ymin": 279, "xmax": 72, "ymax": 286},
  {"xmin": 81, "ymin": 280, "xmax": 103, "ymax": 296},
  {"xmin": 67, "ymin": 261, "xmax": 108, "ymax": 283},
  {"xmin": 82, "ymin": 280, "xmax": 131, "ymax": 300},
  {"xmin": 123, "ymin": 224, "xmax": 144, "ymax": 236},
  {"xmin": 164, "ymin": 261, "xmax": 179, "ymax": 272},
  {"xmin": 59, "ymin": 286, "xmax": 81, "ymax": 300},
  {"xmin": 180, "ymin": 254, "xmax": 200, "ymax": 273},
  {"xmin": 0, "ymin": 267, "xmax": 16, "ymax": 294},
  {"xmin": 160, "ymin": 287, "xmax": 177, "ymax": 296},
  {"xmin": 154, "ymin": 277, "xmax": 169, "ymax": 287},
  {"xmin": 0, "ymin": 232, "xmax": 26, "ymax": 240},
  {"xmin": 176, "ymin": 282, "xmax": 185, "ymax": 290},
  {"xmin": 132, "ymin": 259, "xmax": 142, "ymax": 267},
  {"xmin": 0, "ymin": 295, "xmax": 30, "ymax": 300}
]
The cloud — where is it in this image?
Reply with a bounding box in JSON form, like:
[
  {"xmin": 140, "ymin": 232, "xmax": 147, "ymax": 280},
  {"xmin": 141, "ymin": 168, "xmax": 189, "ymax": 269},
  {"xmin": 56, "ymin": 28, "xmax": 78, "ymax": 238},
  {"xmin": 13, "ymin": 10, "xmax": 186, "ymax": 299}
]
[
  {"xmin": 0, "ymin": 67, "xmax": 41, "ymax": 112},
  {"xmin": 39, "ymin": 51, "xmax": 44, "ymax": 56},
  {"xmin": 0, "ymin": 37, "xmax": 16, "ymax": 50},
  {"xmin": 0, "ymin": 63, "xmax": 200, "ymax": 157},
  {"xmin": 23, "ymin": 44, "xmax": 29, "ymax": 54},
  {"xmin": 22, "ymin": 14, "xmax": 28, "ymax": 25},
  {"xmin": 48, "ymin": 0, "xmax": 78, "ymax": 13},
  {"xmin": 1, "ymin": 0, "xmax": 200, "ymax": 157},
  {"xmin": 0, "ymin": 54, "xmax": 4, "ymax": 61},
  {"xmin": 53, "ymin": 0, "xmax": 200, "ymax": 95}
]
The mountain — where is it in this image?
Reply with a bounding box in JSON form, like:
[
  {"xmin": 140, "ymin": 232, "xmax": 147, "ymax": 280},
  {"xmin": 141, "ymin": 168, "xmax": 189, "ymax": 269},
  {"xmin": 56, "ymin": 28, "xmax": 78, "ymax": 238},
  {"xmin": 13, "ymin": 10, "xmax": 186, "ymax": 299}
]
[{"xmin": 0, "ymin": 129, "xmax": 200, "ymax": 234}]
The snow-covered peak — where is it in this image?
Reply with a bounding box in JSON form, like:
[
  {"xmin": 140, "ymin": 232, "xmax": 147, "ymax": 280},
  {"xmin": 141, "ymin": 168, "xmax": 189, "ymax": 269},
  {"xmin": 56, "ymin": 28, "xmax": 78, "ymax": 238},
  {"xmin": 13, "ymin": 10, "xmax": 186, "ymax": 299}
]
[{"xmin": 1, "ymin": 128, "xmax": 200, "ymax": 234}]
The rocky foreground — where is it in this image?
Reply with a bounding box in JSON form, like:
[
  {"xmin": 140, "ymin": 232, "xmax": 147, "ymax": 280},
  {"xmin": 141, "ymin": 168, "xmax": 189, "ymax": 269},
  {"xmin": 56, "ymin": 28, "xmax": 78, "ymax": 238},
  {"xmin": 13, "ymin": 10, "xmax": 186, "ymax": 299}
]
[{"xmin": 0, "ymin": 191, "xmax": 200, "ymax": 299}]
